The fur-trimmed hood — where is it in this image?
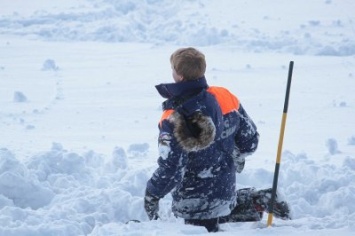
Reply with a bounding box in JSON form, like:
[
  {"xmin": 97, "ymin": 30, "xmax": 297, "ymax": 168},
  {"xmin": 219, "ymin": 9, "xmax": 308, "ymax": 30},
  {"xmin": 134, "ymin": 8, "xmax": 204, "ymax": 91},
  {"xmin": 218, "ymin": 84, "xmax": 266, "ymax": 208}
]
[
  {"xmin": 161, "ymin": 91, "xmax": 223, "ymax": 152},
  {"xmin": 169, "ymin": 111, "xmax": 216, "ymax": 152}
]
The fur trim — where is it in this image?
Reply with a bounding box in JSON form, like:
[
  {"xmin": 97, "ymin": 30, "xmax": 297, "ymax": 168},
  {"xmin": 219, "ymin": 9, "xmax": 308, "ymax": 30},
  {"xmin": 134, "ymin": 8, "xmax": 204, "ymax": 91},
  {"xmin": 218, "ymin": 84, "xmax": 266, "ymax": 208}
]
[{"xmin": 169, "ymin": 111, "xmax": 216, "ymax": 152}]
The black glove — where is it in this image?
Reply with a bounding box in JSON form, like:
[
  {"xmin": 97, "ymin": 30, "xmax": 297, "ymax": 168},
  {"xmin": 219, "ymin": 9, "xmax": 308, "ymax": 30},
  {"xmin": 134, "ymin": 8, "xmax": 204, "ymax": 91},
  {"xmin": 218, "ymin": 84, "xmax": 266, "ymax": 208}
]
[
  {"xmin": 234, "ymin": 155, "xmax": 245, "ymax": 173},
  {"xmin": 232, "ymin": 147, "xmax": 245, "ymax": 173},
  {"xmin": 144, "ymin": 190, "xmax": 160, "ymax": 220}
]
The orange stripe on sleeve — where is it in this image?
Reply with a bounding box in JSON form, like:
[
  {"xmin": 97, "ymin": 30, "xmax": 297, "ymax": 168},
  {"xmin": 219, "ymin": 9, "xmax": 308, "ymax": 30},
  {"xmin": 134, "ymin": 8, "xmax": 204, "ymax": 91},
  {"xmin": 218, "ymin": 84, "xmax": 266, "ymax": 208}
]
[
  {"xmin": 207, "ymin": 86, "xmax": 240, "ymax": 114},
  {"xmin": 159, "ymin": 109, "xmax": 174, "ymax": 127}
]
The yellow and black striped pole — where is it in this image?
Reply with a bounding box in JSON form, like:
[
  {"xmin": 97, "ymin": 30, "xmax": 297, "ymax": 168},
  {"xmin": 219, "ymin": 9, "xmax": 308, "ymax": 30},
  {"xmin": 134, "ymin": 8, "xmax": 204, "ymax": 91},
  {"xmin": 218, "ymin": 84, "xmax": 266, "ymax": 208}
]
[{"xmin": 267, "ymin": 61, "xmax": 294, "ymax": 227}]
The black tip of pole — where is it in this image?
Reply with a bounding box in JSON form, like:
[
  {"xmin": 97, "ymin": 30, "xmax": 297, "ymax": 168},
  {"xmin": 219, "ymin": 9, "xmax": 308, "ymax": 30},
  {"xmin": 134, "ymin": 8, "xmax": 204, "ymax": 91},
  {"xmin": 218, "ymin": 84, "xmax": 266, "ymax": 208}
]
[{"xmin": 283, "ymin": 61, "xmax": 294, "ymax": 113}]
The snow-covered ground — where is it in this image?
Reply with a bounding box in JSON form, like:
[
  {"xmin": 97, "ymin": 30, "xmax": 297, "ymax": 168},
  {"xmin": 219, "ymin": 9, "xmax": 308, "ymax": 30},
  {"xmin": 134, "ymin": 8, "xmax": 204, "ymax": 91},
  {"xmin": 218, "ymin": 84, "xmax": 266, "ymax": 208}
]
[{"xmin": 0, "ymin": 0, "xmax": 354, "ymax": 235}]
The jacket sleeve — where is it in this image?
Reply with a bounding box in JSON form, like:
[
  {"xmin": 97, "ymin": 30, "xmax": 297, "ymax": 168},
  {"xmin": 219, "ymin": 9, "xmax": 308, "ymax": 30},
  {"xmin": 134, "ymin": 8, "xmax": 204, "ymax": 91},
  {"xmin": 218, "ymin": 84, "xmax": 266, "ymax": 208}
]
[
  {"xmin": 234, "ymin": 104, "xmax": 259, "ymax": 156},
  {"xmin": 146, "ymin": 120, "xmax": 186, "ymax": 198}
]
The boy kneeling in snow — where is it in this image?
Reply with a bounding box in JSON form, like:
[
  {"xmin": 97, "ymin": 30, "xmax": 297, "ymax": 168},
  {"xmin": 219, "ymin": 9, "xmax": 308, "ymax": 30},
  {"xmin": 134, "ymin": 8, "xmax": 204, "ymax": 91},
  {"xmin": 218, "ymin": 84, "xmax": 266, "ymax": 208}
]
[{"xmin": 145, "ymin": 47, "xmax": 290, "ymax": 232}]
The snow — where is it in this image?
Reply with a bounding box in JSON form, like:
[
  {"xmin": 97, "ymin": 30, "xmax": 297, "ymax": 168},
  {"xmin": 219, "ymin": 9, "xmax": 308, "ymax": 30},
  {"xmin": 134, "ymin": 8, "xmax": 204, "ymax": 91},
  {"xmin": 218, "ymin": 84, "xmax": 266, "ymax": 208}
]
[{"xmin": 0, "ymin": 0, "xmax": 354, "ymax": 235}]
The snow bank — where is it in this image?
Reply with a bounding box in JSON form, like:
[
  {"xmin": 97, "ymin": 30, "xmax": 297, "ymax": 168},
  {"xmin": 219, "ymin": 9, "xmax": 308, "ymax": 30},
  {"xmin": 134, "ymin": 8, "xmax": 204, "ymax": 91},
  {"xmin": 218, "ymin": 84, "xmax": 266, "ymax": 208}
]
[
  {"xmin": 0, "ymin": 144, "xmax": 151, "ymax": 235},
  {"xmin": 0, "ymin": 144, "xmax": 353, "ymax": 235},
  {"xmin": 280, "ymin": 152, "xmax": 355, "ymax": 222}
]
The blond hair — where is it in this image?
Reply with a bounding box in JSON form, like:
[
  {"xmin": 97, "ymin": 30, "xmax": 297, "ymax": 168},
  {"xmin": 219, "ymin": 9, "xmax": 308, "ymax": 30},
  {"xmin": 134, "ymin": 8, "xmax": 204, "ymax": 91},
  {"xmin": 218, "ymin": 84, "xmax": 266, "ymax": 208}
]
[{"xmin": 170, "ymin": 47, "xmax": 206, "ymax": 81}]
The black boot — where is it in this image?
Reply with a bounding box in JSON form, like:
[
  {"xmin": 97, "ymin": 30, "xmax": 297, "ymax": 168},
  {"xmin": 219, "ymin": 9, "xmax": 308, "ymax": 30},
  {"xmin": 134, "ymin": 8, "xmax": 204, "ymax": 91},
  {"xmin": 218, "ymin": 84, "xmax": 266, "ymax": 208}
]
[
  {"xmin": 253, "ymin": 188, "xmax": 291, "ymax": 220},
  {"xmin": 219, "ymin": 188, "xmax": 263, "ymax": 223},
  {"xmin": 219, "ymin": 188, "xmax": 291, "ymax": 223}
]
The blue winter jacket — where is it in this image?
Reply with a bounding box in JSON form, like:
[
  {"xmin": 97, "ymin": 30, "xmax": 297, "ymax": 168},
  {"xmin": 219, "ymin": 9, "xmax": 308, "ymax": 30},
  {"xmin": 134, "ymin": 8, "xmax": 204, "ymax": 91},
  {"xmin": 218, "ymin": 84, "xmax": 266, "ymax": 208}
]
[{"xmin": 146, "ymin": 77, "xmax": 259, "ymax": 219}]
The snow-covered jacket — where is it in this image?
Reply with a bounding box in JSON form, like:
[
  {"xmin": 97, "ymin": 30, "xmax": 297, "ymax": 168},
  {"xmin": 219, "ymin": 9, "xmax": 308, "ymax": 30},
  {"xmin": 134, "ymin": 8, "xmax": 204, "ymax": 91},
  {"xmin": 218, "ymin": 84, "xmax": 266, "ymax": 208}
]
[{"xmin": 146, "ymin": 77, "xmax": 259, "ymax": 219}]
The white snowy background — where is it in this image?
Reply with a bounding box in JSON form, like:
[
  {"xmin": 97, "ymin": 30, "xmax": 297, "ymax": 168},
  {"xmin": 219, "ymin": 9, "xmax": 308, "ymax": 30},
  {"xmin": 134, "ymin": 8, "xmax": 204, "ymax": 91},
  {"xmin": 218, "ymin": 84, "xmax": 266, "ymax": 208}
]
[{"xmin": 0, "ymin": 0, "xmax": 354, "ymax": 235}]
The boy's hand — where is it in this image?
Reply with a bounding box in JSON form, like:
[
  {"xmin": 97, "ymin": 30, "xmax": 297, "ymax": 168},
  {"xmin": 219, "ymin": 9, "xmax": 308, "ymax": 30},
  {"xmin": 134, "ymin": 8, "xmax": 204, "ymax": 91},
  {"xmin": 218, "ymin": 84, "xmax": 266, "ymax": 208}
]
[
  {"xmin": 144, "ymin": 190, "xmax": 160, "ymax": 220},
  {"xmin": 232, "ymin": 147, "xmax": 245, "ymax": 173},
  {"xmin": 234, "ymin": 155, "xmax": 245, "ymax": 173}
]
